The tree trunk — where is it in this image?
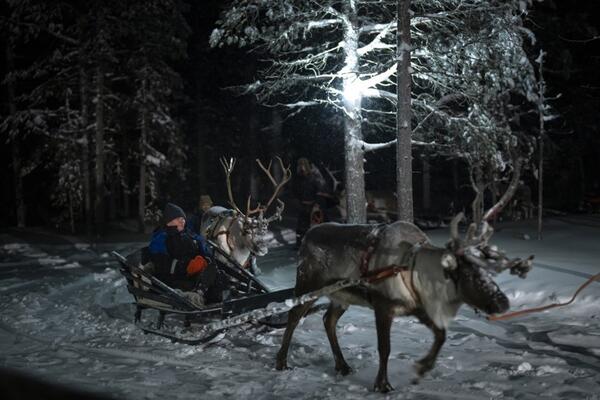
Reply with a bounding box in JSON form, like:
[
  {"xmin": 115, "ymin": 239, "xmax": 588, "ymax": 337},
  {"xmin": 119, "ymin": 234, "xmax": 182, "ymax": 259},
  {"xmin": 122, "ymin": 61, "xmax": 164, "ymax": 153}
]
[
  {"xmin": 94, "ymin": 64, "xmax": 106, "ymax": 234},
  {"xmin": 196, "ymin": 114, "xmax": 207, "ymax": 197},
  {"xmin": 248, "ymin": 105, "xmax": 260, "ymax": 201},
  {"xmin": 342, "ymin": 1, "xmax": 366, "ymax": 224},
  {"xmin": 138, "ymin": 77, "xmax": 148, "ymax": 234},
  {"xmin": 122, "ymin": 157, "xmax": 130, "ymax": 218},
  {"xmin": 483, "ymin": 158, "xmax": 522, "ymax": 222},
  {"xmin": 537, "ymin": 53, "xmax": 545, "ymax": 240},
  {"xmin": 396, "ymin": 0, "xmax": 413, "ymax": 223},
  {"xmin": 68, "ymin": 191, "xmax": 75, "ymax": 234},
  {"xmin": 108, "ymin": 161, "xmax": 117, "ymax": 221},
  {"xmin": 490, "ymin": 171, "xmax": 498, "ymax": 225},
  {"xmin": 6, "ymin": 44, "xmax": 26, "ymax": 228},
  {"xmin": 80, "ymin": 65, "xmax": 92, "ymax": 236},
  {"xmin": 452, "ymin": 159, "xmax": 459, "ymax": 213},
  {"xmin": 269, "ymin": 109, "xmax": 284, "ymax": 182},
  {"xmin": 422, "ymin": 157, "xmax": 431, "ymax": 211},
  {"xmin": 470, "ymin": 166, "xmax": 484, "ymax": 225}
]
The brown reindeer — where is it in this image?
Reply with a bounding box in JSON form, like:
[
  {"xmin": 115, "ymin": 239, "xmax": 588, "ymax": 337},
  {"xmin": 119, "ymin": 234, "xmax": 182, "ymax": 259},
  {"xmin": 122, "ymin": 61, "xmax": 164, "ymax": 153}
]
[{"xmin": 275, "ymin": 213, "xmax": 532, "ymax": 392}]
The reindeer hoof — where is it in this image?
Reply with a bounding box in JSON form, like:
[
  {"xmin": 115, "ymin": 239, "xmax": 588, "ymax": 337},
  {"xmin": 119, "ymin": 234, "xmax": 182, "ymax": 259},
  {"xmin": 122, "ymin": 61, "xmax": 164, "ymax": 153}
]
[
  {"xmin": 335, "ymin": 363, "xmax": 353, "ymax": 376},
  {"xmin": 374, "ymin": 379, "xmax": 394, "ymax": 393},
  {"xmin": 414, "ymin": 360, "xmax": 433, "ymax": 377},
  {"xmin": 275, "ymin": 359, "xmax": 289, "ymax": 371}
]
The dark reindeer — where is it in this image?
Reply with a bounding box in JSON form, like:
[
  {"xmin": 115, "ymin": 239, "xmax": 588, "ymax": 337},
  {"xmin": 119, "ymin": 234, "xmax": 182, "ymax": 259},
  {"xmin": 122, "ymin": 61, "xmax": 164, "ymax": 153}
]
[
  {"xmin": 275, "ymin": 213, "xmax": 532, "ymax": 392},
  {"xmin": 201, "ymin": 157, "xmax": 291, "ymax": 269}
]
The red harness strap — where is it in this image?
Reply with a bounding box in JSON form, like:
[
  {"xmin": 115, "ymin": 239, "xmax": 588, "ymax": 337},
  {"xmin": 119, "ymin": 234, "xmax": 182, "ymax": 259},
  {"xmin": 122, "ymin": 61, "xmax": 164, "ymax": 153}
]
[
  {"xmin": 360, "ymin": 232, "xmax": 422, "ymax": 306},
  {"xmin": 361, "ymin": 264, "xmax": 422, "ymax": 307},
  {"xmin": 363, "ymin": 265, "xmax": 407, "ymax": 283}
]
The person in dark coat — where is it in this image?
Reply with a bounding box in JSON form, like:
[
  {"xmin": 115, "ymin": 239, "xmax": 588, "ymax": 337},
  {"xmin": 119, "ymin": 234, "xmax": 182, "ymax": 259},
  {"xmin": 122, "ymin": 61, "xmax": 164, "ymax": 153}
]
[
  {"xmin": 293, "ymin": 158, "xmax": 333, "ymax": 246},
  {"xmin": 148, "ymin": 203, "xmax": 216, "ymax": 303},
  {"xmin": 187, "ymin": 194, "xmax": 213, "ymax": 235}
]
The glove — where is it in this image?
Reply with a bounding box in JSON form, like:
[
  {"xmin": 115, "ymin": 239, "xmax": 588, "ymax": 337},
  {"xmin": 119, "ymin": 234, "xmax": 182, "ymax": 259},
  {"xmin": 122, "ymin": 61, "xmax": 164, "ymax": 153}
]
[{"xmin": 186, "ymin": 256, "xmax": 208, "ymax": 276}]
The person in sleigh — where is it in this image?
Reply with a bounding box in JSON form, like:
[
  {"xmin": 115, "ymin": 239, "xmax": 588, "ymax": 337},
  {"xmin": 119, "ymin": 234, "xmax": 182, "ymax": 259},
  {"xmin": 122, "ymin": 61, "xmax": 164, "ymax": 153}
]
[{"xmin": 147, "ymin": 202, "xmax": 223, "ymax": 306}]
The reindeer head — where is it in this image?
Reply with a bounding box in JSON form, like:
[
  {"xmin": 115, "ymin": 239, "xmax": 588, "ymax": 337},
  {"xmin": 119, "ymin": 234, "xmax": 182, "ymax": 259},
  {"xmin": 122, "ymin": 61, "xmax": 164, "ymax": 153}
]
[
  {"xmin": 221, "ymin": 157, "xmax": 291, "ymax": 257},
  {"xmin": 442, "ymin": 213, "xmax": 533, "ymax": 315}
]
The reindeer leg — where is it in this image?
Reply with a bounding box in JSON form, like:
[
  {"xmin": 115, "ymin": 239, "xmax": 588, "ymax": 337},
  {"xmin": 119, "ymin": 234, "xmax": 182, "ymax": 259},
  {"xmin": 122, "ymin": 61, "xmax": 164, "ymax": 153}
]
[
  {"xmin": 412, "ymin": 312, "xmax": 446, "ymax": 383},
  {"xmin": 323, "ymin": 302, "xmax": 351, "ymax": 375},
  {"xmin": 373, "ymin": 306, "xmax": 395, "ymax": 393},
  {"xmin": 275, "ymin": 299, "xmax": 317, "ymax": 371}
]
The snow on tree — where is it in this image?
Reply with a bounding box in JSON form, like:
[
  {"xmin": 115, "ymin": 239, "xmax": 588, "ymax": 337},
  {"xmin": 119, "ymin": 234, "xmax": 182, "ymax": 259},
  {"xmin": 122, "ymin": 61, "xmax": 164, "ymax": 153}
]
[
  {"xmin": 122, "ymin": 0, "xmax": 189, "ymax": 232},
  {"xmin": 211, "ymin": 0, "xmax": 539, "ymax": 223},
  {"xmin": 1, "ymin": 0, "xmax": 189, "ymax": 232}
]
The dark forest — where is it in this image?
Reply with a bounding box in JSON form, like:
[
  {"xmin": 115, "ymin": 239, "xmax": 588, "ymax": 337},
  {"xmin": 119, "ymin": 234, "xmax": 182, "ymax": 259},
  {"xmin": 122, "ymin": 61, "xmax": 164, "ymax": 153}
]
[{"xmin": 1, "ymin": 0, "xmax": 599, "ymax": 234}]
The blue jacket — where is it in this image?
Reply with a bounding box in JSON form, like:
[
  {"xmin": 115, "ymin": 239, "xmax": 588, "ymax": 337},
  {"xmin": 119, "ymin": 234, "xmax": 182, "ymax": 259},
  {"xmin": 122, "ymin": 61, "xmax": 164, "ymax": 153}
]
[
  {"xmin": 148, "ymin": 226, "xmax": 212, "ymax": 283},
  {"xmin": 149, "ymin": 228, "xmax": 211, "ymax": 257}
]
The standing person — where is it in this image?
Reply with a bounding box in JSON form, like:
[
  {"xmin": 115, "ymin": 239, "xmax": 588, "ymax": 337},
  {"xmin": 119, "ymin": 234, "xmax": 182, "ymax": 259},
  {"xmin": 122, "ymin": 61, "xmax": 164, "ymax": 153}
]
[
  {"xmin": 188, "ymin": 194, "xmax": 213, "ymax": 235},
  {"xmin": 292, "ymin": 158, "xmax": 331, "ymax": 247},
  {"xmin": 148, "ymin": 202, "xmax": 216, "ymax": 305}
]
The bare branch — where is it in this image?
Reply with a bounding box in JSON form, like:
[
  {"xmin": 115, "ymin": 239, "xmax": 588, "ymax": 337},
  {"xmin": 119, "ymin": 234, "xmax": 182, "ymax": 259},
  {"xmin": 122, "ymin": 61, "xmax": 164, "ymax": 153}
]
[{"xmin": 482, "ymin": 157, "xmax": 523, "ymax": 222}]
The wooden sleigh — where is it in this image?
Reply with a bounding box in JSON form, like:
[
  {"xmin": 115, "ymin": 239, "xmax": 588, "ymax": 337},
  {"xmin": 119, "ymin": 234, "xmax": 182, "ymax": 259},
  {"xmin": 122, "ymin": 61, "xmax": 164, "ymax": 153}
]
[{"xmin": 113, "ymin": 244, "xmax": 296, "ymax": 344}]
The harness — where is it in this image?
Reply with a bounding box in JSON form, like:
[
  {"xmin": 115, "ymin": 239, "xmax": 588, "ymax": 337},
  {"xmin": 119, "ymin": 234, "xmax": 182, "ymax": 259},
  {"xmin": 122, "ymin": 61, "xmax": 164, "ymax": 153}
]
[
  {"xmin": 359, "ymin": 226, "xmax": 423, "ymax": 307},
  {"xmin": 213, "ymin": 218, "xmax": 236, "ymax": 254},
  {"xmin": 209, "ymin": 214, "xmax": 256, "ymax": 269}
]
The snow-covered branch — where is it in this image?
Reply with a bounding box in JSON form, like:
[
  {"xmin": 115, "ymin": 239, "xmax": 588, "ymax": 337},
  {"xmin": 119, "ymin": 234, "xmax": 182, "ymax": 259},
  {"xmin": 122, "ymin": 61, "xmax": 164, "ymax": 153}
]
[
  {"xmin": 307, "ymin": 19, "xmax": 342, "ymax": 31},
  {"xmin": 362, "ymin": 88, "xmax": 397, "ymax": 101},
  {"xmin": 357, "ymin": 22, "xmax": 395, "ymax": 56},
  {"xmin": 358, "ymin": 63, "xmax": 396, "ymax": 91},
  {"xmin": 362, "ymin": 138, "xmax": 438, "ymax": 152}
]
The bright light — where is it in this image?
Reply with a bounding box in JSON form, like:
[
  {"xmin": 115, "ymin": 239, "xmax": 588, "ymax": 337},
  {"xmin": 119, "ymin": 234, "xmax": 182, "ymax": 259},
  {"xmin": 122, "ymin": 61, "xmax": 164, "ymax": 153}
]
[{"xmin": 343, "ymin": 79, "xmax": 362, "ymax": 103}]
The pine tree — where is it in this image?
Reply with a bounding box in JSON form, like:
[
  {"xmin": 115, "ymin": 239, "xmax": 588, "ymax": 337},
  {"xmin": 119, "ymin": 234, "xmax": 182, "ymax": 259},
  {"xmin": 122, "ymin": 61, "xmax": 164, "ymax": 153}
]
[
  {"xmin": 122, "ymin": 0, "xmax": 189, "ymax": 232},
  {"xmin": 211, "ymin": 0, "xmax": 538, "ymax": 223}
]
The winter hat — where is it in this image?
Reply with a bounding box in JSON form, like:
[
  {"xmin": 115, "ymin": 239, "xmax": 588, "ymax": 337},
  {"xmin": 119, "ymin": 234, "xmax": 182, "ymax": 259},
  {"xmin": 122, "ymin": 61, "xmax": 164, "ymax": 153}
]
[
  {"xmin": 163, "ymin": 202, "xmax": 186, "ymax": 223},
  {"xmin": 199, "ymin": 195, "xmax": 213, "ymax": 210}
]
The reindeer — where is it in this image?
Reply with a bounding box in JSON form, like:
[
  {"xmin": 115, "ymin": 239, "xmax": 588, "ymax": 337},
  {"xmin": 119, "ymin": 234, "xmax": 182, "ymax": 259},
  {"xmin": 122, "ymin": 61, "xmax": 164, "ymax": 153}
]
[
  {"xmin": 201, "ymin": 157, "xmax": 291, "ymax": 270},
  {"xmin": 275, "ymin": 213, "xmax": 533, "ymax": 392}
]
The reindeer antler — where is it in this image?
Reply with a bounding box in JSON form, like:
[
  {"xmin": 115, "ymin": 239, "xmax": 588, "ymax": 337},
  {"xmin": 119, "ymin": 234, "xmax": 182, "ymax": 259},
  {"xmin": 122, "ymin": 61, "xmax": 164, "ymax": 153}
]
[
  {"xmin": 220, "ymin": 157, "xmax": 245, "ymax": 216},
  {"xmin": 266, "ymin": 199, "xmax": 285, "ymax": 223},
  {"xmin": 451, "ymin": 209, "xmax": 533, "ymax": 279},
  {"xmin": 449, "ymin": 212, "xmax": 464, "ymax": 250},
  {"xmin": 464, "ymin": 248, "xmax": 533, "ymax": 279},
  {"xmin": 246, "ymin": 195, "xmax": 263, "ymax": 217},
  {"xmin": 256, "ymin": 156, "xmax": 292, "ymax": 210}
]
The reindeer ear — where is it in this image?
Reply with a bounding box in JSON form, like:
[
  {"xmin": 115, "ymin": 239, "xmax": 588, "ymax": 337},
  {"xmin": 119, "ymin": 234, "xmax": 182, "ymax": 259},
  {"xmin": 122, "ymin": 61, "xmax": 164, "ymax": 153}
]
[{"xmin": 441, "ymin": 252, "xmax": 458, "ymax": 271}]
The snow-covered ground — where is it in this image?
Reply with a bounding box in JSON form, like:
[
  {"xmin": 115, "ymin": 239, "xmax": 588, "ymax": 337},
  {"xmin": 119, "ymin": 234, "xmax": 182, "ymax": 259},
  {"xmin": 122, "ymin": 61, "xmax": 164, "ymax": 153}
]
[{"xmin": 1, "ymin": 216, "xmax": 599, "ymax": 399}]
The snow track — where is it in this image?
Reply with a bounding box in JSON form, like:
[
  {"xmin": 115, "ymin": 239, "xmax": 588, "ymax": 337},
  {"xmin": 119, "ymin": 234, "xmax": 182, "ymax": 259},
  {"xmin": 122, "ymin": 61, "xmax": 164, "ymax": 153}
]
[{"xmin": 1, "ymin": 220, "xmax": 600, "ymax": 399}]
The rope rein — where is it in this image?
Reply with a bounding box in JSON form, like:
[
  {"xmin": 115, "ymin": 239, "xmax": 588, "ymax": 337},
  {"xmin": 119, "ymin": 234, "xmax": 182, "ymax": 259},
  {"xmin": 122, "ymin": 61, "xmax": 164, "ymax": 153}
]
[{"xmin": 488, "ymin": 271, "xmax": 600, "ymax": 321}]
